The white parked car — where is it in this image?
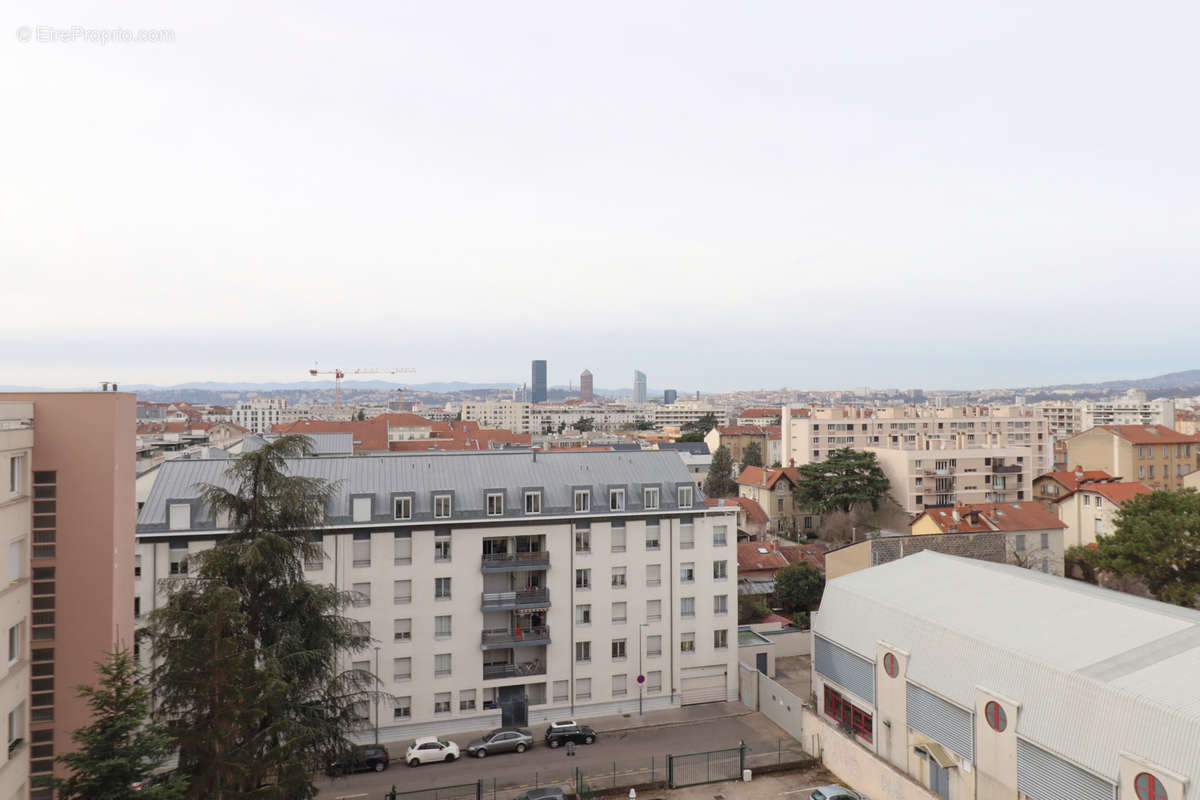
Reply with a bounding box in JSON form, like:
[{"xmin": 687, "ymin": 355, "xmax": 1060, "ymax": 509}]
[{"xmin": 405, "ymin": 736, "xmax": 460, "ymax": 766}]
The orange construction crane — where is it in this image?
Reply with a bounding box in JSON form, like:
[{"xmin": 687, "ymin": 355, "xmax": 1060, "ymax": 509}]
[{"xmin": 308, "ymin": 366, "xmax": 416, "ymax": 407}]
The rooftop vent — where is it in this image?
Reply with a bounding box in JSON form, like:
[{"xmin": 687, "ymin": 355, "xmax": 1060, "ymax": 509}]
[{"xmin": 756, "ymin": 547, "xmax": 769, "ymax": 554}]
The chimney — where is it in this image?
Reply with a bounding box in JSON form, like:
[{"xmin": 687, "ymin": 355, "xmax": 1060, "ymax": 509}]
[{"xmin": 952, "ymin": 508, "xmax": 961, "ymax": 523}]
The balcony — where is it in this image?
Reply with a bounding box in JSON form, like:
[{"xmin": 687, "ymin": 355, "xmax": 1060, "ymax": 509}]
[
  {"xmin": 483, "ymin": 660, "xmax": 547, "ymax": 680},
  {"xmin": 481, "ymin": 551, "xmax": 550, "ymax": 572},
  {"xmin": 481, "ymin": 589, "xmax": 550, "ymax": 612},
  {"xmin": 993, "ymin": 464, "xmax": 1022, "ymax": 474},
  {"xmin": 922, "ymin": 468, "xmax": 955, "ymax": 477},
  {"xmin": 481, "ymin": 625, "xmax": 550, "ymax": 650}
]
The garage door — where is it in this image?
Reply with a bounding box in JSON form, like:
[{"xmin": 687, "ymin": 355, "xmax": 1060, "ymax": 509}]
[{"xmin": 681, "ymin": 665, "xmax": 727, "ymax": 705}]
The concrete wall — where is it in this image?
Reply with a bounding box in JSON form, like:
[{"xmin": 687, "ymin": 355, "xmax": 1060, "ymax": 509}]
[
  {"xmin": 738, "ymin": 662, "xmax": 758, "ymax": 709},
  {"xmin": 762, "ymin": 628, "xmax": 811, "ymax": 658}
]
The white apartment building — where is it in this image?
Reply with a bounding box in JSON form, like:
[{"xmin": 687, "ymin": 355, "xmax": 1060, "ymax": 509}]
[
  {"xmin": 869, "ymin": 445, "xmax": 1035, "ymax": 514},
  {"xmin": 134, "ymin": 450, "xmax": 739, "ymax": 740},
  {"xmin": 782, "ymin": 405, "xmax": 1052, "ymax": 474},
  {"xmin": 651, "ymin": 403, "xmax": 731, "ymax": 430},
  {"xmin": 1079, "ymin": 389, "xmax": 1175, "ymax": 430},
  {"xmin": 1032, "ymin": 401, "xmax": 1081, "ymax": 438},
  {"xmin": 0, "ymin": 405, "xmax": 32, "ymax": 800},
  {"xmin": 231, "ymin": 397, "xmax": 288, "ymax": 433},
  {"xmin": 461, "ymin": 401, "xmax": 535, "ymax": 433}
]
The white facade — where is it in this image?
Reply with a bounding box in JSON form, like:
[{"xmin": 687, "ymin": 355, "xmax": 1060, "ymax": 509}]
[
  {"xmin": 869, "ymin": 445, "xmax": 1035, "ymax": 514},
  {"xmin": 134, "ymin": 452, "xmax": 740, "ymax": 739},
  {"xmin": 461, "ymin": 401, "xmax": 535, "ymax": 434},
  {"xmin": 231, "ymin": 397, "xmax": 288, "ymax": 433},
  {"xmin": 1079, "ymin": 391, "xmax": 1175, "ymax": 430},
  {"xmin": 0, "ymin": 404, "xmax": 32, "ymax": 800}
]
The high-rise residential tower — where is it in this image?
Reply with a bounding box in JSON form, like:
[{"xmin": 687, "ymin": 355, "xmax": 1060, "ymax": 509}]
[
  {"xmin": 580, "ymin": 370, "xmax": 593, "ymax": 403},
  {"xmin": 663, "ymin": 389, "xmax": 677, "ymax": 405},
  {"xmin": 531, "ymin": 361, "xmax": 547, "ymax": 404},
  {"xmin": 632, "ymin": 371, "xmax": 647, "ymax": 404}
]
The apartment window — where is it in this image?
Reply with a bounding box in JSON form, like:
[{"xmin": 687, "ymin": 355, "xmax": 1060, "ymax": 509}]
[
  {"xmin": 645, "ymin": 523, "xmax": 660, "ymax": 550},
  {"xmin": 433, "ymin": 494, "xmax": 452, "ymax": 519},
  {"xmin": 486, "ymin": 493, "xmax": 504, "ymax": 516},
  {"xmin": 393, "ymin": 657, "xmax": 412, "ymax": 681},
  {"xmin": 133, "ymin": 552, "xmax": 140, "ymax": 579},
  {"xmin": 612, "ymin": 673, "xmax": 627, "ymax": 697},
  {"xmin": 434, "ymin": 615, "xmax": 452, "ymax": 638},
  {"xmin": 609, "ymin": 489, "xmax": 625, "ymax": 511},
  {"xmin": 575, "ymin": 529, "xmax": 591, "ymax": 553},
  {"xmin": 134, "ymin": 597, "xmax": 141, "ymax": 618},
  {"xmin": 352, "ymin": 497, "xmax": 372, "ymax": 523},
  {"xmin": 434, "ymin": 537, "xmax": 451, "ymax": 562},
  {"xmin": 434, "ymin": 577, "xmax": 451, "ymax": 599},
  {"xmin": 678, "ymin": 486, "xmax": 694, "ymax": 508},
  {"xmin": 576, "ymin": 568, "xmax": 591, "ymax": 590},
  {"xmin": 680, "ymin": 632, "xmax": 696, "ymax": 653},
  {"xmin": 434, "ymin": 692, "xmax": 451, "ymax": 714},
  {"xmin": 8, "ymin": 702, "xmax": 23, "ymax": 749},
  {"xmin": 646, "ymin": 634, "xmax": 662, "ymax": 657},
  {"xmin": 714, "ymin": 629, "xmax": 728, "ymax": 649},
  {"xmin": 681, "ymin": 597, "xmax": 695, "ymax": 618},
  {"xmin": 611, "ymin": 639, "xmax": 627, "ymax": 660},
  {"xmin": 576, "ymin": 678, "xmax": 591, "ymax": 700},
  {"xmin": 352, "ymin": 531, "xmax": 371, "ymax": 567},
  {"xmin": 1041, "ymin": 558, "xmax": 1049, "ymax": 573},
  {"xmin": 714, "ymin": 594, "xmax": 728, "ymax": 615},
  {"xmin": 351, "ymin": 582, "xmax": 371, "ymax": 608},
  {"xmin": 576, "ymin": 604, "xmax": 591, "ymax": 625},
  {"xmin": 611, "ymin": 526, "xmax": 626, "ymax": 553},
  {"xmin": 9, "ymin": 539, "xmax": 24, "ymax": 584},
  {"xmin": 643, "ymin": 487, "xmax": 660, "ymax": 510},
  {"xmin": 1083, "ymin": 494, "xmax": 1090, "ymax": 506},
  {"xmin": 525, "ymin": 491, "xmax": 541, "ymax": 514},
  {"xmin": 393, "ymin": 580, "xmax": 412, "ymax": 604},
  {"xmin": 575, "ymin": 490, "xmax": 591, "ymax": 512},
  {"xmin": 611, "ymin": 601, "xmax": 627, "ymax": 624},
  {"xmin": 1015, "ymin": 534, "xmax": 1025, "ymax": 551},
  {"xmin": 553, "ymin": 680, "xmax": 569, "ymax": 703},
  {"xmin": 393, "ymin": 618, "xmax": 411, "ymax": 642},
  {"xmin": 647, "ymin": 599, "xmax": 662, "ymax": 622},
  {"xmin": 8, "ymin": 455, "xmax": 22, "ymax": 496},
  {"xmin": 646, "ymin": 671, "xmax": 662, "ymax": 692},
  {"xmin": 168, "ymin": 503, "xmax": 190, "ymax": 531},
  {"xmin": 169, "ymin": 539, "xmax": 188, "ymax": 575},
  {"xmin": 1040, "ymin": 533, "xmax": 1049, "ymax": 549},
  {"xmin": 576, "ymin": 641, "xmax": 591, "ymax": 663},
  {"xmin": 713, "ymin": 560, "xmax": 727, "ymax": 580},
  {"xmin": 611, "ymin": 567, "xmax": 626, "ymax": 588},
  {"xmin": 393, "ymin": 496, "xmax": 412, "ymax": 520},
  {"xmin": 680, "ymin": 563, "xmax": 695, "ymax": 583},
  {"xmin": 1139, "ymin": 465, "xmax": 1145, "ymax": 479},
  {"xmin": 7, "ymin": 623, "xmax": 20, "ymax": 664},
  {"xmin": 1148, "ymin": 465, "xmax": 1155, "ymax": 479},
  {"xmin": 394, "ymin": 697, "xmax": 411, "ymax": 719},
  {"xmin": 393, "ymin": 531, "xmax": 412, "ymax": 565},
  {"xmin": 646, "ymin": 564, "xmax": 661, "ymax": 587},
  {"xmin": 434, "ymin": 653, "xmax": 451, "ymax": 677},
  {"xmin": 824, "ymin": 686, "xmax": 873, "ymax": 743},
  {"xmin": 679, "ymin": 523, "xmax": 695, "ymax": 550},
  {"xmin": 712, "ymin": 525, "xmax": 727, "ymax": 547},
  {"xmin": 460, "ymin": 689, "xmax": 476, "ymax": 711},
  {"xmin": 1094, "ymin": 518, "xmax": 1103, "ymax": 535}
]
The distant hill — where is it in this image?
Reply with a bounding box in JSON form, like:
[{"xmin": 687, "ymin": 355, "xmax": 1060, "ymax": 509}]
[{"xmin": 1035, "ymin": 369, "xmax": 1200, "ymax": 393}]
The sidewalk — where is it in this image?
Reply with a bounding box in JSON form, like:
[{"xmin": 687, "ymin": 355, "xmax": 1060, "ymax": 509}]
[{"xmin": 588, "ymin": 700, "xmax": 753, "ymax": 734}]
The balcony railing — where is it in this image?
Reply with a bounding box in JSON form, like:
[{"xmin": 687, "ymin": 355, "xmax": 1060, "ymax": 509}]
[
  {"xmin": 993, "ymin": 464, "xmax": 1022, "ymax": 474},
  {"xmin": 481, "ymin": 551, "xmax": 550, "ymax": 571},
  {"xmin": 480, "ymin": 589, "xmax": 550, "ymax": 611},
  {"xmin": 481, "ymin": 625, "xmax": 550, "ymax": 649},
  {"xmin": 483, "ymin": 660, "xmax": 547, "ymax": 680}
]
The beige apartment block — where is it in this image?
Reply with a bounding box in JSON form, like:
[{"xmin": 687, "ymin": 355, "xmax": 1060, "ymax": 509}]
[
  {"xmin": 0, "ymin": 405, "xmax": 33, "ymax": 800},
  {"xmin": 868, "ymin": 446, "xmax": 1034, "ymax": 515},
  {"xmin": 1054, "ymin": 481, "xmax": 1152, "ymax": 549},
  {"xmin": 782, "ymin": 405, "xmax": 1051, "ymax": 474},
  {"xmin": 0, "ymin": 392, "xmax": 137, "ymax": 797},
  {"xmin": 1065, "ymin": 425, "xmax": 1199, "ymax": 491}
]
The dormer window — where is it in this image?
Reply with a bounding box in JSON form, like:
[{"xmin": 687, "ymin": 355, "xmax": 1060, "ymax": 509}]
[
  {"xmin": 525, "ymin": 491, "xmax": 542, "ymax": 514},
  {"xmin": 609, "ymin": 489, "xmax": 625, "ymax": 512},
  {"xmin": 486, "ymin": 493, "xmax": 503, "ymax": 517},
  {"xmin": 433, "ymin": 494, "xmax": 452, "ymax": 519}
]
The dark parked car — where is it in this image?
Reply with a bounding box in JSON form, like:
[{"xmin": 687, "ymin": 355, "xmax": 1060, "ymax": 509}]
[
  {"xmin": 544, "ymin": 720, "xmax": 597, "ymax": 748},
  {"xmin": 327, "ymin": 744, "xmax": 390, "ymax": 775},
  {"xmin": 466, "ymin": 727, "xmax": 534, "ymax": 758}
]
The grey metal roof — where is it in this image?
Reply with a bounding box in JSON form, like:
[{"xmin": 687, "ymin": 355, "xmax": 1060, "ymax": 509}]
[
  {"xmin": 137, "ymin": 449, "xmax": 705, "ymax": 532},
  {"xmin": 814, "ymin": 551, "xmax": 1200, "ymax": 795},
  {"xmin": 658, "ymin": 442, "xmax": 711, "ymax": 455},
  {"xmin": 261, "ymin": 432, "xmax": 354, "ymax": 455}
]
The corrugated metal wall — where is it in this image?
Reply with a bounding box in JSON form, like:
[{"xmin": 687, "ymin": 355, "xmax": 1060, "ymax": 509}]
[
  {"xmin": 814, "ymin": 635, "xmax": 875, "ymax": 703},
  {"xmin": 905, "ymin": 683, "xmax": 974, "ymax": 760},
  {"xmin": 1016, "ymin": 738, "xmax": 1114, "ymax": 800}
]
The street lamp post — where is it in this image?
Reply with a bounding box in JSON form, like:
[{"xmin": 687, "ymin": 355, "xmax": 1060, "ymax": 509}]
[
  {"xmin": 638, "ymin": 622, "xmax": 649, "ymax": 715},
  {"xmin": 374, "ymin": 646, "xmax": 381, "ymax": 745}
]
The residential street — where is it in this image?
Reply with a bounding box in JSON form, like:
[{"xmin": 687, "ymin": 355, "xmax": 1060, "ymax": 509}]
[{"xmin": 316, "ymin": 708, "xmax": 807, "ymax": 799}]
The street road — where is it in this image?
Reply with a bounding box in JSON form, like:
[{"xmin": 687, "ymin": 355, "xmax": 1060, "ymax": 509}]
[{"xmin": 316, "ymin": 711, "xmax": 799, "ymax": 798}]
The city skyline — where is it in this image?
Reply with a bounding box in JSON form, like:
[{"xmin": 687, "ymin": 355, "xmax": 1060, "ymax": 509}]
[{"xmin": 6, "ymin": 1, "xmax": 1200, "ymax": 390}]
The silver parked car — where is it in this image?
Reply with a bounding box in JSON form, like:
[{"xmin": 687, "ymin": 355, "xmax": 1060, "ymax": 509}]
[
  {"xmin": 810, "ymin": 786, "xmax": 868, "ymax": 800},
  {"xmin": 466, "ymin": 727, "xmax": 534, "ymax": 758}
]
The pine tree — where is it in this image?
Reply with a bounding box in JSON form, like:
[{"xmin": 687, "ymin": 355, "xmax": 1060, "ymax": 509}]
[
  {"xmin": 704, "ymin": 445, "xmax": 738, "ymax": 498},
  {"xmin": 146, "ymin": 435, "xmax": 373, "ymax": 799},
  {"xmin": 48, "ymin": 647, "xmax": 187, "ymax": 800},
  {"xmin": 741, "ymin": 441, "xmax": 763, "ymax": 469}
]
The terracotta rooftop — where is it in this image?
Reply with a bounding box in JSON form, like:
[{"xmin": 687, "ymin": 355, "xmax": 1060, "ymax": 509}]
[
  {"xmin": 779, "ymin": 542, "xmax": 828, "ymax": 572},
  {"xmin": 1037, "ymin": 467, "xmax": 1115, "ymax": 491},
  {"xmin": 705, "ymin": 496, "xmax": 770, "ymax": 525},
  {"xmin": 736, "ymin": 466, "xmax": 801, "ymax": 490},
  {"xmin": 737, "ymin": 541, "xmax": 790, "ymax": 573},
  {"xmin": 1059, "ymin": 481, "xmax": 1154, "ymax": 506},
  {"xmin": 916, "ymin": 502, "xmax": 1066, "ymax": 533},
  {"xmin": 714, "ymin": 425, "xmax": 774, "ymax": 436},
  {"xmin": 1079, "ymin": 424, "xmax": 1198, "ymax": 444}
]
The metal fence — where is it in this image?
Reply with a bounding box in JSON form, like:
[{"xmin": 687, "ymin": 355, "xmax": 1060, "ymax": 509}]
[
  {"xmin": 384, "ymin": 780, "xmax": 481, "ymax": 800},
  {"xmin": 667, "ymin": 742, "xmax": 745, "ymax": 789}
]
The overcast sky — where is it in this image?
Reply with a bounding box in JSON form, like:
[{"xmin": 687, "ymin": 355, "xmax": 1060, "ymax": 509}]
[{"xmin": 3, "ymin": 1, "xmax": 1198, "ymax": 392}]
